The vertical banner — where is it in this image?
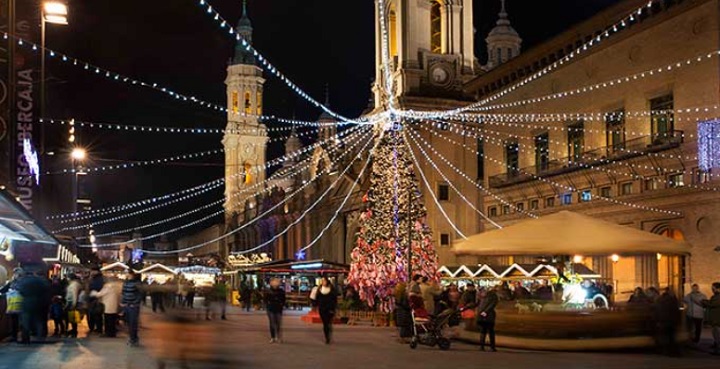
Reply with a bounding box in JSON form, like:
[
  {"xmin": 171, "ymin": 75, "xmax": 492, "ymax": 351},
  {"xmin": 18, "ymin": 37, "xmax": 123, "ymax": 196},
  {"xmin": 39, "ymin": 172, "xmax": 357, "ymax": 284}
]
[
  {"xmin": 0, "ymin": 0, "xmax": 10, "ymax": 188},
  {"xmin": 13, "ymin": 0, "xmax": 38, "ymax": 212}
]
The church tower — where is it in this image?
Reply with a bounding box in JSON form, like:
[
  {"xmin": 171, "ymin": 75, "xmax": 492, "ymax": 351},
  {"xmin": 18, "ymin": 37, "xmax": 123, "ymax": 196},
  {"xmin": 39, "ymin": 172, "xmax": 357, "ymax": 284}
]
[
  {"xmin": 373, "ymin": 0, "xmax": 478, "ymax": 106},
  {"xmin": 484, "ymin": 0, "xmax": 522, "ymax": 70},
  {"xmin": 222, "ymin": 0, "xmax": 268, "ymax": 222}
]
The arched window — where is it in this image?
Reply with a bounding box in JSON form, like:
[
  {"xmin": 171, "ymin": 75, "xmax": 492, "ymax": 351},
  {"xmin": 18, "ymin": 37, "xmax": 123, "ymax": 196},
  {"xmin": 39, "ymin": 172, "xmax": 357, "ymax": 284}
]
[
  {"xmin": 244, "ymin": 91, "xmax": 251, "ymax": 115},
  {"xmin": 430, "ymin": 1, "xmax": 442, "ymax": 53},
  {"xmin": 243, "ymin": 162, "xmax": 252, "ymax": 184},
  {"xmin": 389, "ymin": 5, "xmax": 398, "ymax": 58},
  {"xmin": 231, "ymin": 91, "xmax": 239, "ymax": 114}
]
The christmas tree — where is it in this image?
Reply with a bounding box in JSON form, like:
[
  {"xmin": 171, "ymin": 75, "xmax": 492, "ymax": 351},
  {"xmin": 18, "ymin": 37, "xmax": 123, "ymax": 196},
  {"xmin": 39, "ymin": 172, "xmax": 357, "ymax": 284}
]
[{"xmin": 347, "ymin": 126, "xmax": 438, "ymax": 313}]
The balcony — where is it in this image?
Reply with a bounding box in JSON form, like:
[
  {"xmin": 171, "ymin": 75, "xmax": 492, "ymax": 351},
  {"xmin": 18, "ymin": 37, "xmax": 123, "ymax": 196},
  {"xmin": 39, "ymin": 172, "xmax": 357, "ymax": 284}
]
[{"xmin": 488, "ymin": 130, "xmax": 683, "ymax": 189}]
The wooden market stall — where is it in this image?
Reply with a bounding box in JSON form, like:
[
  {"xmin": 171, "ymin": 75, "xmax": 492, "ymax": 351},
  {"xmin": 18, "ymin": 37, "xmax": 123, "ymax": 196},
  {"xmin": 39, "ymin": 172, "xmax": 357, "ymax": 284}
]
[
  {"xmin": 137, "ymin": 263, "xmax": 178, "ymax": 284},
  {"xmin": 452, "ymin": 211, "xmax": 691, "ymax": 350}
]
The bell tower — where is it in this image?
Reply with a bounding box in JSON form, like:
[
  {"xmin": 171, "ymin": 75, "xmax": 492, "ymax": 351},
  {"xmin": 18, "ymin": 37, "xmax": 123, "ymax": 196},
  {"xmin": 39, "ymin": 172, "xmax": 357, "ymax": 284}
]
[
  {"xmin": 373, "ymin": 0, "xmax": 478, "ymax": 106},
  {"xmin": 223, "ymin": 0, "xmax": 268, "ymax": 221}
]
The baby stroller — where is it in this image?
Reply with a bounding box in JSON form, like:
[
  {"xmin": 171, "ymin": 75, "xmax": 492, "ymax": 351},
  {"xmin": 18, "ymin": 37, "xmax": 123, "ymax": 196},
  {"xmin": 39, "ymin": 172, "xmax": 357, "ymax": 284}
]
[{"xmin": 408, "ymin": 295, "xmax": 459, "ymax": 350}]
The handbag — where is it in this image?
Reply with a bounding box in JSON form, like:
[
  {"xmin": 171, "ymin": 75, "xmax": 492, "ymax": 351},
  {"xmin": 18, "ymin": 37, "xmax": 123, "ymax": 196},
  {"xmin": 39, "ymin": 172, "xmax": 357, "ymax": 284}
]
[
  {"xmin": 67, "ymin": 309, "xmax": 80, "ymax": 324},
  {"xmin": 6, "ymin": 289, "xmax": 22, "ymax": 313}
]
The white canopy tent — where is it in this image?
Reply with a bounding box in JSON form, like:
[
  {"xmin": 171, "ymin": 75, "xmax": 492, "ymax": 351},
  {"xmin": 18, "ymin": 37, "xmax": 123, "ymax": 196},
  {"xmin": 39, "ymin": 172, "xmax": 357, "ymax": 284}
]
[{"xmin": 453, "ymin": 211, "xmax": 691, "ymax": 256}]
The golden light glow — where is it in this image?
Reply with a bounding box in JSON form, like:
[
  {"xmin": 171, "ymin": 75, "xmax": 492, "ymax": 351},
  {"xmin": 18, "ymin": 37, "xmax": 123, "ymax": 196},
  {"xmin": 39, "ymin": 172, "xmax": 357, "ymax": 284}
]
[
  {"xmin": 430, "ymin": 1, "xmax": 442, "ymax": 53},
  {"xmin": 657, "ymin": 253, "xmax": 663, "ymax": 261},
  {"xmin": 232, "ymin": 91, "xmax": 239, "ymax": 113},
  {"xmin": 244, "ymin": 163, "xmax": 252, "ymax": 184},
  {"xmin": 611, "ymin": 254, "xmax": 620, "ymax": 263},
  {"xmin": 244, "ymin": 91, "xmax": 251, "ymax": 115},
  {"xmin": 572, "ymin": 255, "xmax": 583, "ymax": 264},
  {"xmin": 389, "ymin": 7, "xmax": 397, "ymax": 57},
  {"xmin": 43, "ymin": 2, "xmax": 68, "ymax": 24},
  {"xmin": 71, "ymin": 147, "xmax": 86, "ymax": 161},
  {"xmin": 256, "ymin": 90, "xmax": 262, "ymax": 115}
]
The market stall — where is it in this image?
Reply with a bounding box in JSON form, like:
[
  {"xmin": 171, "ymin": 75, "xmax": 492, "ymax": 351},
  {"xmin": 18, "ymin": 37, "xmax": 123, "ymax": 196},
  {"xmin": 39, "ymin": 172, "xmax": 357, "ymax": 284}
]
[
  {"xmin": 452, "ymin": 211, "xmax": 691, "ymax": 350},
  {"xmin": 100, "ymin": 262, "xmax": 131, "ymax": 279},
  {"xmin": 176, "ymin": 265, "xmax": 220, "ymax": 288},
  {"xmin": 137, "ymin": 263, "xmax": 178, "ymax": 284}
]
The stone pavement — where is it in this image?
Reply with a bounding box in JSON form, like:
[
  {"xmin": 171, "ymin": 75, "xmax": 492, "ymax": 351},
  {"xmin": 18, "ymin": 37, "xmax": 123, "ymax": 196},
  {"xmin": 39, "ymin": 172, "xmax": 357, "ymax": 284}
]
[{"xmin": 0, "ymin": 307, "xmax": 718, "ymax": 369}]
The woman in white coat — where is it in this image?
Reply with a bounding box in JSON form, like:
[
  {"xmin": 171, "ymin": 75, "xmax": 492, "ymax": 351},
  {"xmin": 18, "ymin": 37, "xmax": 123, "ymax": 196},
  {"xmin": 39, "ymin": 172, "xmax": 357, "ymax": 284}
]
[{"xmin": 91, "ymin": 277, "xmax": 122, "ymax": 337}]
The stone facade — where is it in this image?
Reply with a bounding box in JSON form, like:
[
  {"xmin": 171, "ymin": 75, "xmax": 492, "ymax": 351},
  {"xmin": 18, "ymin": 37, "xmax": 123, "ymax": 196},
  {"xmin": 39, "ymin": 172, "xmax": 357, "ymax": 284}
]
[{"xmin": 464, "ymin": 0, "xmax": 720, "ymax": 294}]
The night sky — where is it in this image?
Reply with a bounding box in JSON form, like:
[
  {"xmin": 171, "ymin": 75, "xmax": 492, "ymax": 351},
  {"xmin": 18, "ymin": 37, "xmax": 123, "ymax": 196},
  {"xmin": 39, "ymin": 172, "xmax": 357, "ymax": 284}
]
[{"xmin": 40, "ymin": 0, "xmax": 621, "ymax": 243}]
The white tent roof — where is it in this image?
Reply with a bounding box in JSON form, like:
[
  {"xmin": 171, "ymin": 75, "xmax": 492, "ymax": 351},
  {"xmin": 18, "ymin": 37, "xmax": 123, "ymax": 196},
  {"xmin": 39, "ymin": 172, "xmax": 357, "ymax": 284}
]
[
  {"xmin": 100, "ymin": 262, "xmax": 130, "ymax": 272},
  {"xmin": 453, "ymin": 211, "xmax": 690, "ymax": 256},
  {"xmin": 136, "ymin": 263, "xmax": 177, "ymax": 274}
]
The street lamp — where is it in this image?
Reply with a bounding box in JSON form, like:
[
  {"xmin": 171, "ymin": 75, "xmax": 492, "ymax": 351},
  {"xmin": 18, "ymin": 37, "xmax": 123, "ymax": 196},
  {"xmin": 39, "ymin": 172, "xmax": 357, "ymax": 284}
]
[
  {"xmin": 70, "ymin": 147, "xmax": 86, "ymax": 218},
  {"xmin": 41, "ymin": 1, "xmax": 68, "ymax": 154},
  {"xmin": 71, "ymin": 147, "xmax": 86, "ymax": 161}
]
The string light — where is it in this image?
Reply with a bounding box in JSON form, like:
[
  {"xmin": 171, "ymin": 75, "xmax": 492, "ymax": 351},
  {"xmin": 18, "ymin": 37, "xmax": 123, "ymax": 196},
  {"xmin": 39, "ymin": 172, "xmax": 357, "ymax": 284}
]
[
  {"xmin": 403, "ymin": 129, "xmax": 467, "ymax": 239},
  {"xmin": 143, "ymin": 133, "xmax": 376, "ymax": 255},
  {"xmin": 198, "ymin": 0, "xmax": 360, "ymax": 124},
  {"xmin": 417, "ymin": 125, "xmax": 682, "ymax": 216},
  {"xmin": 44, "ymin": 148, "xmax": 224, "ymax": 175},
  {"xmin": 79, "ymin": 127, "xmax": 373, "ymax": 240},
  {"xmin": 398, "ymin": 0, "xmax": 661, "ymax": 119},
  {"xmin": 406, "ymin": 130, "xmax": 530, "ymax": 224}
]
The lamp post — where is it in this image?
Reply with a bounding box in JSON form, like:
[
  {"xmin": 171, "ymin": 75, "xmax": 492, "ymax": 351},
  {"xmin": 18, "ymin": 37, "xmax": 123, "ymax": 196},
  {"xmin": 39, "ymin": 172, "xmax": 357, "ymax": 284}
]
[
  {"xmin": 70, "ymin": 147, "xmax": 86, "ymax": 216},
  {"xmin": 40, "ymin": 1, "xmax": 68, "ymax": 155}
]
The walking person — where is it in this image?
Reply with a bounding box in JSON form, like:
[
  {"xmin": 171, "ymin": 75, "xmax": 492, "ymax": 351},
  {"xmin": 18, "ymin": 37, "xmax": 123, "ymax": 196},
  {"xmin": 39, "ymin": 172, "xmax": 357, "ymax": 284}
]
[
  {"xmin": 1, "ymin": 268, "xmax": 24, "ymax": 342},
  {"xmin": 684, "ymin": 284, "xmax": 707, "ymax": 344},
  {"xmin": 702, "ymin": 282, "xmax": 720, "ymax": 355},
  {"xmin": 653, "ymin": 287, "xmax": 681, "ymax": 356},
  {"xmin": 264, "ymin": 278, "xmax": 286, "ymax": 343},
  {"xmin": 121, "ymin": 270, "xmax": 144, "ymax": 347},
  {"xmin": 476, "ymin": 287, "xmax": 498, "ymax": 352},
  {"xmin": 91, "ymin": 276, "xmax": 122, "ymax": 338},
  {"xmin": 65, "ymin": 274, "xmax": 81, "ymax": 338},
  {"xmin": 316, "ymin": 277, "xmax": 338, "ymax": 344},
  {"xmin": 87, "ymin": 267, "xmax": 105, "ymax": 334},
  {"xmin": 17, "ymin": 270, "xmax": 51, "ymax": 344}
]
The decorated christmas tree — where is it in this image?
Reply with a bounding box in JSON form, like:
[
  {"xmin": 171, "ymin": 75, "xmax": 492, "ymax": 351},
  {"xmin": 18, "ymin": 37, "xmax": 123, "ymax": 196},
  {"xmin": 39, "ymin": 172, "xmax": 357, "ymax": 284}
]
[{"xmin": 347, "ymin": 126, "xmax": 438, "ymax": 313}]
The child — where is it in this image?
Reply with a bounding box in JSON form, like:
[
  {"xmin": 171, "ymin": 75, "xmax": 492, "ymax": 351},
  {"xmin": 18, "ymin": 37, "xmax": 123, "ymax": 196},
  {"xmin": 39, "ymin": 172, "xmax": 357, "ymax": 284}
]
[{"xmin": 50, "ymin": 296, "xmax": 65, "ymax": 337}]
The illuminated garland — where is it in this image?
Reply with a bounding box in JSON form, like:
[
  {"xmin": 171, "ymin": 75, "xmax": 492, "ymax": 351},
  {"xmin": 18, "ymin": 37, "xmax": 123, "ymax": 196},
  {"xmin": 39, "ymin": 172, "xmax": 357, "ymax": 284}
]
[
  {"xmin": 398, "ymin": 1, "xmax": 659, "ymax": 119},
  {"xmin": 142, "ymin": 131, "xmax": 377, "ymax": 255},
  {"xmin": 198, "ymin": 0, "xmax": 359, "ymax": 124},
  {"xmin": 57, "ymin": 125, "xmax": 369, "ymax": 230},
  {"xmin": 416, "ymin": 125, "xmax": 681, "ymax": 216},
  {"xmin": 44, "ymin": 148, "xmax": 224, "ymax": 175},
  {"xmin": 82, "ymin": 127, "xmax": 372, "ymax": 241}
]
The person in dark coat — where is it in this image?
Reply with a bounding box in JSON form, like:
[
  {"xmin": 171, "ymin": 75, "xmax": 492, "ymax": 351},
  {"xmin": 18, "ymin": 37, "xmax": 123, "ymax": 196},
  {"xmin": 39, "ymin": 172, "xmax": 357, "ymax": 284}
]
[
  {"xmin": 88, "ymin": 267, "xmax": 105, "ymax": 334},
  {"xmin": 316, "ymin": 277, "xmax": 338, "ymax": 344},
  {"xmin": 653, "ymin": 287, "xmax": 681, "ymax": 357},
  {"xmin": 394, "ymin": 283, "xmax": 412, "ymax": 342},
  {"xmin": 16, "ymin": 271, "xmax": 51, "ymax": 343},
  {"xmin": 264, "ymin": 278, "xmax": 286, "ymax": 343},
  {"xmin": 121, "ymin": 270, "xmax": 144, "ymax": 347},
  {"xmin": 476, "ymin": 288, "xmax": 498, "ymax": 352}
]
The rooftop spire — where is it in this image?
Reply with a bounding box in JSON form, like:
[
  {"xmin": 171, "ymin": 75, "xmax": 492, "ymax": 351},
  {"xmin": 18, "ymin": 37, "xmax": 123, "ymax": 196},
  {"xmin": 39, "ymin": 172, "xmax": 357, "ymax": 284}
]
[
  {"xmin": 233, "ymin": 0, "xmax": 255, "ymax": 65},
  {"xmin": 324, "ymin": 83, "xmax": 330, "ymax": 107}
]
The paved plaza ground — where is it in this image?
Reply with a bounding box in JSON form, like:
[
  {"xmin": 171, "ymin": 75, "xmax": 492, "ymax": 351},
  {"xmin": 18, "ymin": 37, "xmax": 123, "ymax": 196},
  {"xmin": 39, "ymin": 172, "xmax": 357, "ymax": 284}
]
[{"xmin": 1, "ymin": 307, "xmax": 718, "ymax": 369}]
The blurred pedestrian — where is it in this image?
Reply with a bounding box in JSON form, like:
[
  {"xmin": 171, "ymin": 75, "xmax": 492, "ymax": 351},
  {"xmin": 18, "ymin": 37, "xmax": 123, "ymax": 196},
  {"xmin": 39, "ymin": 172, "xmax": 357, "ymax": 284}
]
[
  {"xmin": 316, "ymin": 277, "xmax": 337, "ymax": 344},
  {"xmin": 420, "ymin": 277, "xmax": 440, "ymax": 314},
  {"xmin": 150, "ymin": 282, "xmax": 166, "ymax": 314},
  {"xmin": 394, "ymin": 282, "xmax": 412, "ymax": 343},
  {"xmin": 87, "ymin": 267, "xmax": 105, "ymax": 334},
  {"xmin": 240, "ymin": 282, "xmax": 252, "ymax": 312},
  {"xmin": 264, "ymin": 278, "xmax": 285, "ymax": 343},
  {"xmin": 628, "ymin": 287, "xmax": 650, "ymax": 306},
  {"xmin": 91, "ymin": 276, "xmax": 122, "ymax": 338},
  {"xmin": 122, "ymin": 270, "xmax": 144, "ymax": 347},
  {"xmin": 683, "ymin": 284, "xmax": 707, "ymax": 344},
  {"xmin": 476, "ymin": 287, "xmax": 498, "ymax": 352},
  {"xmin": 702, "ymin": 282, "xmax": 720, "ymax": 355},
  {"xmin": 17, "ymin": 270, "xmax": 51, "ymax": 343},
  {"xmin": 65, "ymin": 274, "xmax": 81, "ymax": 338},
  {"xmin": 653, "ymin": 287, "xmax": 681, "ymax": 357},
  {"xmin": 1, "ymin": 268, "xmax": 24, "ymax": 342},
  {"xmin": 49, "ymin": 296, "xmax": 64, "ymax": 337}
]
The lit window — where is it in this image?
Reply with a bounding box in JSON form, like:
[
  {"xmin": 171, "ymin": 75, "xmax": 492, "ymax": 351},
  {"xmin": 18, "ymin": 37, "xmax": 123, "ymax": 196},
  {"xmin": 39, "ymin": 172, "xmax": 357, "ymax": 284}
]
[
  {"xmin": 389, "ymin": 6, "xmax": 398, "ymax": 58},
  {"xmin": 231, "ymin": 91, "xmax": 239, "ymax": 114},
  {"xmin": 516, "ymin": 203, "xmax": 524, "ymax": 212},
  {"xmin": 244, "ymin": 91, "xmax": 251, "ymax": 115},
  {"xmin": 430, "ymin": 1, "xmax": 442, "ymax": 53},
  {"xmin": 488, "ymin": 207, "xmax": 497, "ymax": 217},
  {"xmin": 545, "ymin": 197, "xmax": 555, "ymax": 208},
  {"xmin": 243, "ymin": 163, "xmax": 252, "ymax": 184},
  {"xmin": 438, "ymin": 183, "xmax": 449, "ymax": 201},
  {"xmin": 502, "ymin": 205, "xmax": 510, "ymax": 215},
  {"xmin": 256, "ymin": 90, "xmax": 262, "ymax": 115},
  {"xmin": 669, "ymin": 173, "xmax": 684, "ymax": 188},
  {"xmin": 600, "ymin": 186, "xmax": 611, "ymax": 198},
  {"xmin": 650, "ymin": 94, "xmax": 674, "ymax": 143},
  {"xmin": 440, "ymin": 233, "xmax": 450, "ymax": 247},
  {"xmin": 693, "ymin": 167, "xmax": 711, "ymax": 185},
  {"xmin": 620, "ymin": 182, "xmax": 633, "ymax": 195},
  {"xmin": 644, "ymin": 178, "xmax": 659, "ymax": 191},
  {"xmin": 561, "ymin": 193, "xmax": 572, "ymax": 205},
  {"xmin": 580, "ymin": 190, "xmax": 592, "ymax": 202},
  {"xmin": 530, "ymin": 199, "xmax": 539, "ymax": 210}
]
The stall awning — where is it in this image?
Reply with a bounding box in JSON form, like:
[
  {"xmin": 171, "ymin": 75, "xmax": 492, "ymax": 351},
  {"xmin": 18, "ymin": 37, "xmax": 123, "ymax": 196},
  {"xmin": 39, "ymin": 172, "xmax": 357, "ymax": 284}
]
[
  {"xmin": 438, "ymin": 263, "xmax": 601, "ymax": 279},
  {"xmin": 100, "ymin": 262, "xmax": 130, "ymax": 272},
  {"xmin": 136, "ymin": 263, "xmax": 177, "ymax": 274},
  {"xmin": 256, "ymin": 259, "xmax": 349, "ymax": 274},
  {"xmin": 0, "ymin": 190, "xmax": 57, "ymax": 245},
  {"xmin": 454, "ymin": 211, "xmax": 691, "ymax": 256}
]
